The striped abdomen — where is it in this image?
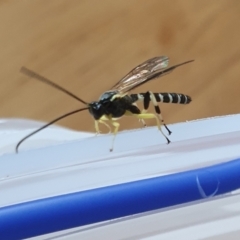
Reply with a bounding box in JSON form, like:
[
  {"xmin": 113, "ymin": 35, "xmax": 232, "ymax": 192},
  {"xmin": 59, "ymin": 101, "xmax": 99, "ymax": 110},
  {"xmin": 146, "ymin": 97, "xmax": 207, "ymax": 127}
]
[
  {"xmin": 131, "ymin": 92, "xmax": 191, "ymax": 104},
  {"xmin": 154, "ymin": 93, "xmax": 191, "ymax": 104}
]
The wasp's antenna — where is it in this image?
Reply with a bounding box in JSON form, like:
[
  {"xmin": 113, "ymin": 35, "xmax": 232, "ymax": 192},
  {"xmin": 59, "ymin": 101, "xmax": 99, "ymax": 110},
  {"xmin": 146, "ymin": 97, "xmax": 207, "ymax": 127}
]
[
  {"xmin": 20, "ymin": 67, "xmax": 88, "ymax": 105},
  {"xmin": 15, "ymin": 107, "xmax": 89, "ymax": 153}
]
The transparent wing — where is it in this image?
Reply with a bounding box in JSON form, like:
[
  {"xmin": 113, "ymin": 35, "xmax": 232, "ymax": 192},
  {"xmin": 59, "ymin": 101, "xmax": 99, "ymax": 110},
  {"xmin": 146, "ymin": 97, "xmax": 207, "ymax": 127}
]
[
  {"xmin": 111, "ymin": 56, "xmax": 194, "ymax": 93},
  {"xmin": 111, "ymin": 56, "xmax": 169, "ymax": 93}
]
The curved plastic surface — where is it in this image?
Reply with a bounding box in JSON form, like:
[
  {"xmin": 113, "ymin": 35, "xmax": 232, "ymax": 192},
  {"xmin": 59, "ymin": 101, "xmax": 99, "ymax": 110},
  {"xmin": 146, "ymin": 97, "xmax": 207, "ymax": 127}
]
[{"xmin": 1, "ymin": 158, "xmax": 240, "ymax": 240}]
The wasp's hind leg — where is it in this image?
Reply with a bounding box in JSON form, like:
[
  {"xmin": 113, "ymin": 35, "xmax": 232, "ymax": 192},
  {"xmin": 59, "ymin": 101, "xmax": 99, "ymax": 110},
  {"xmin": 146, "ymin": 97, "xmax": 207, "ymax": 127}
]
[
  {"xmin": 126, "ymin": 105, "xmax": 170, "ymax": 144},
  {"xmin": 143, "ymin": 91, "xmax": 172, "ymax": 135}
]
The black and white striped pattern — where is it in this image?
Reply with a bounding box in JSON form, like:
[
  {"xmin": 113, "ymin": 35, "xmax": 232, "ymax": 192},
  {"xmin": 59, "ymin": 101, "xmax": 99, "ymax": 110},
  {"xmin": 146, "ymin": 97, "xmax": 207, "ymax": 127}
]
[
  {"xmin": 130, "ymin": 92, "xmax": 191, "ymax": 104},
  {"xmin": 154, "ymin": 93, "xmax": 191, "ymax": 104},
  {"xmin": 129, "ymin": 91, "xmax": 192, "ymax": 136}
]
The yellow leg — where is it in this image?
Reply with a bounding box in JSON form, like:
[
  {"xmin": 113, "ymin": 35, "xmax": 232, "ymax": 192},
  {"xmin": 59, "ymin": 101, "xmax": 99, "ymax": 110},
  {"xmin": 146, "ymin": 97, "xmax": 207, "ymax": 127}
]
[
  {"xmin": 140, "ymin": 119, "xmax": 146, "ymax": 127},
  {"xmin": 149, "ymin": 91, "xmax": 172, "ymax": 135},
  {"xmin": 108, "ymin": 119, "xmax": 120, "ymax": 152},
  {"xmin": 132, "ymin": 102, "xmax": 146, "ymax": 127},
  {"xmin": 94, "ymin": 120, "xmax": 101, "ymax": 135},
  {"xmin": 140, "ymin": 109, "xmax": 147, "ymax": 126},
  {"xmin": 94, "ymin": 119, "xmax": 112, "ymax": 135},
  {"xmin": 95, "ymin": 115, "xmax": 120, "ymax": 151},
  {"xmin": 149, "ymin": 91, "xmax": 163, "ymax": 121},
  {"xmin": 99, "ymin": 120, "xmax": 111, "ymax": 133},
  {"xmin": 125, "ymin": 111, "xmax": 170, "ymax": 144}
]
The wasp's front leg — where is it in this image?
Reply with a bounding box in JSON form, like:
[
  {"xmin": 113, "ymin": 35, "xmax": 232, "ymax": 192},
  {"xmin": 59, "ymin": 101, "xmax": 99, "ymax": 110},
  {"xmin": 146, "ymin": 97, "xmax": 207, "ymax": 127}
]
[{"xmin": 94, "ymin": 116, "xmax": 112, "ymax": 135}]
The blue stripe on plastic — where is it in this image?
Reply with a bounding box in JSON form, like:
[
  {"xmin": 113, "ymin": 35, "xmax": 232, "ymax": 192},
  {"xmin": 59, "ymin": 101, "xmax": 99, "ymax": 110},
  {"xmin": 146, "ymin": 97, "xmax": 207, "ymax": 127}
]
[{"xmin": 1, "ymin": 158, "xmax": 240, "ymax": 240}]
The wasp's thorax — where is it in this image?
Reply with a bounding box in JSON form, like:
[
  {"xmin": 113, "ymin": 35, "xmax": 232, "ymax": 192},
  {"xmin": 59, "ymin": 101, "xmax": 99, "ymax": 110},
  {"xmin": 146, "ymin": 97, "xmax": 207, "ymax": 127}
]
[
  {"xmin": 89, "ymin": 90, "xmax": 131, "ymax": 120},
  {"xmin": 99, "ymin": 91, "xmax": 118, "ymax": 101}
]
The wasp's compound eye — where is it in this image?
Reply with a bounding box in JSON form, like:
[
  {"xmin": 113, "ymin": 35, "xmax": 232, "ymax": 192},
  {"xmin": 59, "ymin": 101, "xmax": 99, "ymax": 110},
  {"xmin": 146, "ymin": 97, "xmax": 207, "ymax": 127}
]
[{"xmin": 89, "ymin": 102, "xmax": 104, "ymax": 120}]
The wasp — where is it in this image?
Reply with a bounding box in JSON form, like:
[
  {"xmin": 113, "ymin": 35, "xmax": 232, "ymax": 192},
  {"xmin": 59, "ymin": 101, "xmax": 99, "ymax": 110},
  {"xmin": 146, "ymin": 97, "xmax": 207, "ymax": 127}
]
[{"xmin": 16, "ymin": 56, "xmax": 194, "ymax": 153}]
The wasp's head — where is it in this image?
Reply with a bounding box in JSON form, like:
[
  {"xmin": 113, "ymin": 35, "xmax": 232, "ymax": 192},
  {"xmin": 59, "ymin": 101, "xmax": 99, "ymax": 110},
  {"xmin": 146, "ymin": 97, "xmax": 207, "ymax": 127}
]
[{"xmin": 88, "ymin": 101, "xmax": 105, "ymax": 120}]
